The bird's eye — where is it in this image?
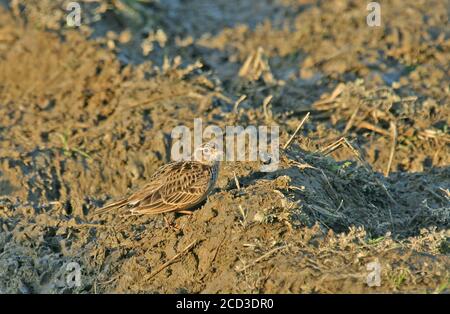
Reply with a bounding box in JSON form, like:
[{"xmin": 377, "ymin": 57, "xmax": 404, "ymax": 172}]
[{"xmin": 204, "ymin": 148, "xmax": 210, "ymax": 154}]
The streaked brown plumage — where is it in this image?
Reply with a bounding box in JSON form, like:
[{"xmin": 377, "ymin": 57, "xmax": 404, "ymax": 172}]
[{"xmin": 96, "ymin": 142, "xmax": 221, "ymax": 215}]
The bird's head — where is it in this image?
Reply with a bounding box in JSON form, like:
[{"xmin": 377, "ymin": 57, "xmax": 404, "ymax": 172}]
[{"xmin": 193, "ymin": 141, "xmax": 222, "ymax": 165}]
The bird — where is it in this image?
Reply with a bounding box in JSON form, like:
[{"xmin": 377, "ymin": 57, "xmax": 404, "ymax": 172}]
[{"xmin": 96, "ymin": 141, "xmax": 221, "ymax": 216}]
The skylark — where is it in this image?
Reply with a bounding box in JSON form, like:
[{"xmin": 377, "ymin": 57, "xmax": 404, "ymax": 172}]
[{"xmin": 96, "ymin": 142, "xmax": 221, "ymax": 215}]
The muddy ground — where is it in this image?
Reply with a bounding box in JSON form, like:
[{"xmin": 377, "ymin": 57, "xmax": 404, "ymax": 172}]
[{"xmin": 0, "ymin": 0, "xmax": 449, "ymax": 293}]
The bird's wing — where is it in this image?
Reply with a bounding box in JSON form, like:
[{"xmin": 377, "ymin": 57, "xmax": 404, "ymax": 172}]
[{"xmin": 129, "ymin": 161, "xmax": 212, "ymax": 215}]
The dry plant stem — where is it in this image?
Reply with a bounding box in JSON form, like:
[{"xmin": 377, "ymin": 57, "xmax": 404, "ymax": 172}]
[
  {"xmin": 319, "ymin": 137, "xmax": 345, "ymax": 156},
  {"xmin": 283, "ymin": 112, "xmax": 310, "ymax": 150},
  {"xmin": 130, "ymin": 92, "xmax": 203, "ymax": 109},
  {"xmin": 146, "ymin": 239, "xmax": 199, "ymax": 280},
  {"xmin": 233, "ymin": 94, "xmax": 247, "ymax": 113},
  {"xmin": 313, "ymin": 83, "xmax": 345, "ymax": 107},
  {"xmin": 343, "ymin": 106, "xmax": 360, "ymax": 134},
  {"xmin": 239, "ymin": 52, "xmax": 255, "ymax": 77},
  {"xmin": 236, "ymin": 245, "xmax": 289, "ymax": 272},
  {"xmin": 238, "ymin": 205, "xmax": 247, "ymax": 227},
  {"xmin": 357, "ymin": 121, "xmax": 391, "ymax": 136},
  {"xmin": 211, "ymin": 233, "xmax": 228, "ymax": 266},
  {"xmin": 262, "ymin": 95, "xmax": 273, "ymax": 123},
  {"xmin": 385, "ymin": 121, "xmax": 398, "ymax": 177},
  {"xmin": 320, "ymin": 169, "xmax": 345, "ymax": 211},
  {"xmin": 233, "ymin": 171, "xmax": 241, "ymax": 190}
]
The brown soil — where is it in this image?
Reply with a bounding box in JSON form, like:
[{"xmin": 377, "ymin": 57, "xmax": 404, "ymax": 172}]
[{"xmin": 0, "ymin": 0, "xmax": 448, "ymax": 293}]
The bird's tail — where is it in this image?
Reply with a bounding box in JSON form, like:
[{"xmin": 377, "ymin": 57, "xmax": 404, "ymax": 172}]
[{"xmin": 94, "ymin": 198, "xmax": 129, "ymax": 215}]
